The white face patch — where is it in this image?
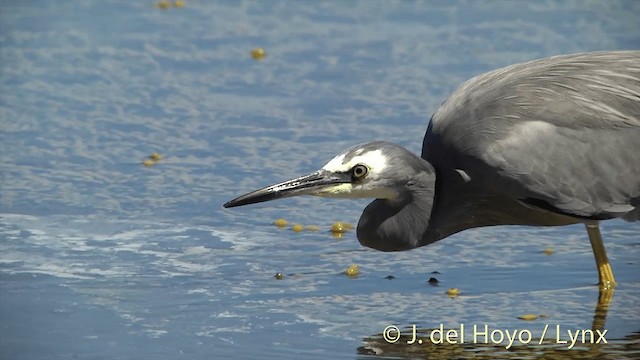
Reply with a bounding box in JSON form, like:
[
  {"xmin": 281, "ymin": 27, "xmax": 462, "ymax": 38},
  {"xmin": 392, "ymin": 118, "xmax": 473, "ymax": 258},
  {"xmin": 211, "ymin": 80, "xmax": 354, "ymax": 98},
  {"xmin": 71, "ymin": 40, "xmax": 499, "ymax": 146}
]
[
  {"xmin": 317, "ymin": 148, "xmax": 397, "ymax": 200},
  {"xmin": 321, "ymin": 153, "xmax": 346, "ymax": 172},
  {"xmin": 314, "ymin": 183, "xmax": 398, "ymax": 199},
  {"xmin": 322, "ymin": 149, "xmax": 388, "ymax": 173}
]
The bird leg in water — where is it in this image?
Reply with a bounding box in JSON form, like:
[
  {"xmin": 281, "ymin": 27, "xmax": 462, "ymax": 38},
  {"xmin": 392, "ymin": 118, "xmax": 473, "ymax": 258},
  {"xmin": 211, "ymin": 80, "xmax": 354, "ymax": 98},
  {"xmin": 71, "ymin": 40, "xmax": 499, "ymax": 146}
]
[{"xmin": 585, "ymin": 223, "xmax": 616, "ymax": 289}]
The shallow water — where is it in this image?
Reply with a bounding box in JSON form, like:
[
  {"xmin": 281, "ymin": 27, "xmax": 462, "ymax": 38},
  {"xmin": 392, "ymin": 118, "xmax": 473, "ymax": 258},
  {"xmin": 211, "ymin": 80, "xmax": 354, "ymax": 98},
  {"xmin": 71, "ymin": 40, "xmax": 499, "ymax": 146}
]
[{"xmin": 1, "ymin": 1, "xmax": 639, "ymax": 359}]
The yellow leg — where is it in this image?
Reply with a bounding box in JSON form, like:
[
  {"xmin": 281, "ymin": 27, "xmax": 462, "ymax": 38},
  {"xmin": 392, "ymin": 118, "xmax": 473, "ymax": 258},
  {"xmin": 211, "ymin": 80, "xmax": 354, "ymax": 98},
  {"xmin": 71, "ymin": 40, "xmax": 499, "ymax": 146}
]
[{"xmin": 585, "ymin": 223, "xmax": 616, "ymax": 289}]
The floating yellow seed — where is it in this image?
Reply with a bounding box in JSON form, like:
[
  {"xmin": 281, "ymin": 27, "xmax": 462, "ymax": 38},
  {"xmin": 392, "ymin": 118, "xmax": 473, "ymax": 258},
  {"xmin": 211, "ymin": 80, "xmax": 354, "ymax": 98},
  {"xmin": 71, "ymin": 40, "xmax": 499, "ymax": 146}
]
[
  {"xmin": 274, "ymin": 272, "xmax": 284, "ymax": 280},
  {"xmin": 174, "ymin": 0, "xmax": 185, "ymax": 7},
  {"xmin": 331, "ymin": 222, "xmax": 351, "ymax": 233},
  {"xmin": 446, "ymin": 288, "xmax": 460, "ymax": 297},
  {"xmin": 543, "ymin": 247, "xmax": 554, "ymax": 256},
  {"xmin": 155, "ymin": 0, "xmax": 171, "ymax": 9},
  {"xmin": 274, "ymin": 218, "xmax": 288, "ymax": 227},
  {"xmin": 345, "ymin": 264, "xmax": 359, "ymax": 277},
  {"xmin": 250, "ymin": 48, "xmax": 266, "ymax": 60},
  {"xmin": 291, "ymin": 224, "xmax": 304, "ymax": 232},
  {"xmin": 149, "ymin": 152, "xmax": 162, "ymax": 161},
  {"xmin": 143, "ymin": 159, "xmax": 155, "ymax": 167},
  {"xmin": 306, "ymin": 225, "xmax": 320, "ymax": 231},
  {"xmin": 518, "ymin": 314, "xmax": 539, "ymax": 321}
]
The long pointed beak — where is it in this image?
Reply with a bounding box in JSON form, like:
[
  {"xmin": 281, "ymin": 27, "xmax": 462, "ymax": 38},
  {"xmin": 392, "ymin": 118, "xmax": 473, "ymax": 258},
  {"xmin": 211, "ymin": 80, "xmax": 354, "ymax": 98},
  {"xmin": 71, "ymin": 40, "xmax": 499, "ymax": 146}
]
[{"xmin": 223, "ymin": 170, "xmax": 351, "ymax": 208}]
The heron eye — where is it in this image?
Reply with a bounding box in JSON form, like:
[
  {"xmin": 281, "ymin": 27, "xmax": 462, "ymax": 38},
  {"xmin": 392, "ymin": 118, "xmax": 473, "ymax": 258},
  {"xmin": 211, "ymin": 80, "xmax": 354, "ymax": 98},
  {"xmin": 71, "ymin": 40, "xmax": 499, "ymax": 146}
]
[{"xmin": 352, "ymin": 164, "xmax": 369, "ymax": 179}]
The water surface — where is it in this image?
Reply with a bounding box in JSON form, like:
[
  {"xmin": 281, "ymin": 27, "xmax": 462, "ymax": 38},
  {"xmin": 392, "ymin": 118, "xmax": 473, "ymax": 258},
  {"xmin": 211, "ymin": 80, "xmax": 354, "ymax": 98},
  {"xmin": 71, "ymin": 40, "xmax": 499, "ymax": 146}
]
[{"xmin": 1, "ymin": 1, "xmax": 639, "ymax": 359}]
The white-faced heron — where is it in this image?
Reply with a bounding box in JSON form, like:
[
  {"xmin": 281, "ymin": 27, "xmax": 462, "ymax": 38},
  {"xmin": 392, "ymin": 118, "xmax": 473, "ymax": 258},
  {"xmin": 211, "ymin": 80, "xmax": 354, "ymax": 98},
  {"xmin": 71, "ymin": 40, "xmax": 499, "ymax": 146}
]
[{"xmin": 224, "ymin": 50, "xmax": 640, "ymax": 289}]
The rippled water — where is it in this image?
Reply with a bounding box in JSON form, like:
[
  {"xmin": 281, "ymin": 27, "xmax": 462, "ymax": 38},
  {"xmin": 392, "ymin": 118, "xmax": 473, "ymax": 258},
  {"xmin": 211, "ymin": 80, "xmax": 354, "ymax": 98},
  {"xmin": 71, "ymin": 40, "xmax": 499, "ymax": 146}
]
[{"xmin": 1, "ymin": 1, "xmax": 639, "ymax": 359}]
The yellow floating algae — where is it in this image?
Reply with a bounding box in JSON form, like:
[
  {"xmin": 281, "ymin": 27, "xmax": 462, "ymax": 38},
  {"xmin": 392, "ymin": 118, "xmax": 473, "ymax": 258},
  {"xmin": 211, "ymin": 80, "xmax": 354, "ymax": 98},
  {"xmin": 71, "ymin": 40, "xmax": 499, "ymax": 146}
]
[
  {"xmin": 446, "ymin": 288, "xmax": 460, "ymax": 297},
  {"xmin": 345, "ymin": 264, "xmax": 359, "ymax": 277},
  {"xmin": 251, "ymin": 48, "xmax": 266, "ymax": 60},
  {"xmin": 155, "ymin": 1, "xmax": 171, "ymax": 9},
  {"xmin": 274, "ymin": 218, "xmax": 288, "ymax": 227},
  {"xmin": 331, "ymin": 221, "xmax": 352, "ymax": 233},
  {"xmin": 518, "ymin": 314, "xmax": 539, "ymax": 321}
]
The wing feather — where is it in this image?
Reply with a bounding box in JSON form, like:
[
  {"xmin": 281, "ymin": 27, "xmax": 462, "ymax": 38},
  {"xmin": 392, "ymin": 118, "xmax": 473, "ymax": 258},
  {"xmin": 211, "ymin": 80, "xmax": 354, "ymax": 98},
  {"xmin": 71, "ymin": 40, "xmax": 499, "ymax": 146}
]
[{"xmin": 423, "ymin": 51, "xmax": 640, "ymax": 220}]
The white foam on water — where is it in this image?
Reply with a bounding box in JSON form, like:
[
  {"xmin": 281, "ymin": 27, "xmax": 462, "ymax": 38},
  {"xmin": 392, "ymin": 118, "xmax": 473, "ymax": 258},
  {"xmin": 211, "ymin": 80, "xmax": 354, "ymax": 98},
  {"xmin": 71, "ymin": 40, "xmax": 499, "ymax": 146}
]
[{"xmin": 0, "ymin": 213, "xmax": 240, "ymax": 279}]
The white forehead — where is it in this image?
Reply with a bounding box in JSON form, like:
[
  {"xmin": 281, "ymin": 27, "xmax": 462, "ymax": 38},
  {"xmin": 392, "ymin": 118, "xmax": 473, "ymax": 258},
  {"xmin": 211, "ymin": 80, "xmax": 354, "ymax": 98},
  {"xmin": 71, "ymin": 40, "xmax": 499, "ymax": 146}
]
[{"xmin": 322, "ymin": 149, "xmax": 388, "ymax": 172}]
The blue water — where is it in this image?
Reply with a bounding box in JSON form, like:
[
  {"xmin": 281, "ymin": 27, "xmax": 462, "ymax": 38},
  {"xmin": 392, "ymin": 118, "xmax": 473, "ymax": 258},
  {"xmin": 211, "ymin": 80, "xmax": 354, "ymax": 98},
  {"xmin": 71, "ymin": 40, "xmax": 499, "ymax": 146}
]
[{"xmin": 1, "ymin": 1, "xmax": 639, "ymax": 359}]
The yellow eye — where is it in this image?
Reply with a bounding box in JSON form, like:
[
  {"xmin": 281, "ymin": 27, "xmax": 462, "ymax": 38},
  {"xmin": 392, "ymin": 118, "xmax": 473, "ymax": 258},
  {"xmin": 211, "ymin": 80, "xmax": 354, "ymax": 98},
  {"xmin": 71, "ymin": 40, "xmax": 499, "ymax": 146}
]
[{"xmin": 352, "ymin": 164, "xmax": 369, "ymax": 179}]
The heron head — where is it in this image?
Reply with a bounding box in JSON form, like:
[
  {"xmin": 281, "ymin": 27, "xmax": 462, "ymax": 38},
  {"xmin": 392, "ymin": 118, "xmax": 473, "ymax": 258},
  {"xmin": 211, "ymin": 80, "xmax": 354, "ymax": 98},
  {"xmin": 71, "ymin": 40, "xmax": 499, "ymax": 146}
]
[{"xmin": 223, "ymin": 141, "xmax": 423, "ymax": 208}]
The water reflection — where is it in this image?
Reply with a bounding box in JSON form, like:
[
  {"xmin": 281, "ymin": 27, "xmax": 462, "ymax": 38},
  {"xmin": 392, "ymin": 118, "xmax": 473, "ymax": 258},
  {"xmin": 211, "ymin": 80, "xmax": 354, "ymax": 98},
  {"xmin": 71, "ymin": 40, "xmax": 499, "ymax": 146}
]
[
  {"xmin": 592, "ymin": 288, "xmax": 613, "ymax": 332},
  {"xmin": 358, "ymin": 330, "xmax": 640, "ymax": 359},
  {"xmin": 358, "ymin": 289, "xmax": 637, "ymax": 359}
]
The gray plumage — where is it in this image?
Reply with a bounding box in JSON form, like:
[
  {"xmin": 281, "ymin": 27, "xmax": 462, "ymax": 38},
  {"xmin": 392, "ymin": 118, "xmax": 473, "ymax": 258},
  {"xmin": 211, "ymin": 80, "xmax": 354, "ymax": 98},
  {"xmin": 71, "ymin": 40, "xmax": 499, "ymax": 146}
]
[
  {"xmin": 414, "ymin": 51, "xmax": 640, "ymax": 248},
  {"xmin": 224, "ymin": 50, "xmax": 640, "ymax": 285}
]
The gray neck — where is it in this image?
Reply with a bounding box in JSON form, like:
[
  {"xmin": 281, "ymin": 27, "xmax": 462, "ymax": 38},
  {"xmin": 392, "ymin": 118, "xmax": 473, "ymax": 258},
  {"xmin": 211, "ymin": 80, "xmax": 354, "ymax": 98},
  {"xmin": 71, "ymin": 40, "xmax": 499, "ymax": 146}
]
[
  {"xmin": 356, "ymin": 166, "xmax": 440, "ymax": 252},
  {"xmin": 356, "ymin": 158, "xmax": 579, "ymax": 252}
]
